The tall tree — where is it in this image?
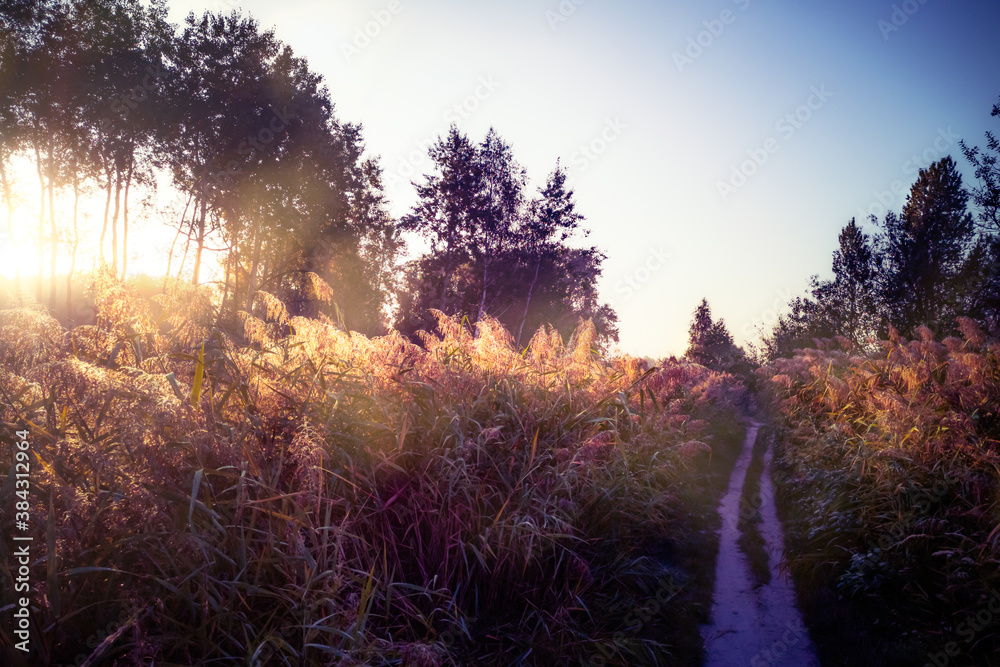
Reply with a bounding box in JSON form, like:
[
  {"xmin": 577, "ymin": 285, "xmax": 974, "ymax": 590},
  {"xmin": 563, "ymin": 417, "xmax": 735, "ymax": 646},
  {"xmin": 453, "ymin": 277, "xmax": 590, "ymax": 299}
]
[
  {"xmin": 397, "ymin": 126, "xmax": 617, "ymax": 345},
  {"xmin": 960, "ymin": 94, "xmax": 1000, "ymax": 234},
  {"xmin": 150, "ymin": 11, "xmax": 395, "ymax": 333},
  {"xmin": 810, "ymin": 219, "xmax": 881, "ymax": 347},
  {"xmin": 879, "ymin": 156, "xmax": 975, "ymax": 336},
  {"xmin": 685, "ymin": 298, "xmax": 745, "ymax": 372},
  {"xmin": 156, "ymin": 10, "xmax": 282, "ymax": 286},
  {"xmin": 515, "ymin": 161, "xmax": 583, "ymax": 346},
  {"xmin": 959, "ymin": 94, "xmax": 1000, "ymax": 331}
]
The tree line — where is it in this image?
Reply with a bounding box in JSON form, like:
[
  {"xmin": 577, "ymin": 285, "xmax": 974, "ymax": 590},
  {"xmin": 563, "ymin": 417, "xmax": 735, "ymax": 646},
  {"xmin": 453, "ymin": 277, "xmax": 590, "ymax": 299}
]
[
  {"xmin": 758, "ymin": 102, "xmax": 1000, "ymax": 361},
  {"xmin": 0, "ymin": 0, "xmax": 616, "ymax": 343},
  {"xmin": 681, "ymin": 99, "xmax": 1000, "ymax": 373}
]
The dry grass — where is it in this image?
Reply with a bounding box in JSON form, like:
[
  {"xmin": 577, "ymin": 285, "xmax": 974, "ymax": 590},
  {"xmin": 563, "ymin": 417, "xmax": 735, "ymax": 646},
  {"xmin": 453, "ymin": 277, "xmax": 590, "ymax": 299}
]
[
  {"xmin": 760, "ymin": 324, "xmax": 1000, "ymax": 667},
  {"xmin": 0, "ymin": 273, "xmax": 747, "ymax": 666}
]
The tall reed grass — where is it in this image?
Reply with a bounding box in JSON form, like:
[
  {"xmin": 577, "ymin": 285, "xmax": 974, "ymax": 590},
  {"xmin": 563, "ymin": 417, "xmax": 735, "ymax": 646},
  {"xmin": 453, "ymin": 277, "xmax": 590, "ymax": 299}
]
[
  {"xmin": 761, "ymin": 324, "xmax": 1000, "ymax": 667},
  {"xmin": 1, "ymin": 273, "xmax": 747, "ymax": 666}
]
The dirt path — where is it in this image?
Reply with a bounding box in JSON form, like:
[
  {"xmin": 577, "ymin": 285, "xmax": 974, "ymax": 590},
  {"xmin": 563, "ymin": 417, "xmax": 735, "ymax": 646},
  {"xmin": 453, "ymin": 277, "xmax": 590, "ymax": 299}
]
[{"xmin": 700, "ymin": 423, "xmax": 819, "ymax": 667}]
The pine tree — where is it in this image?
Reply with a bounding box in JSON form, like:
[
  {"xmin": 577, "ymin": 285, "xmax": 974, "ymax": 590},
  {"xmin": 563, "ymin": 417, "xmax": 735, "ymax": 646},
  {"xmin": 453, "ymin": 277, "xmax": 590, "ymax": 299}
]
[
  {"xmin": 685, "ymin": 298, "xmax": 744, "ymax": 372},
  {"xmin": 811, "ymin": 219, "xmax": 880, "ymax": 347},
  {"xmin": 879, "ymin": 156, "xmax": 975, "ymax": 336}
]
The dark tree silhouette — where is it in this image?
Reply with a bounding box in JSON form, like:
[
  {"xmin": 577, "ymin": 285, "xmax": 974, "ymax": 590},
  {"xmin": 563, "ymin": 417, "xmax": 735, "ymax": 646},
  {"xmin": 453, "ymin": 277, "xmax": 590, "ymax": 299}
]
[
  {"xmin": 685, "ymin": 298, "xmax": 745, "ymax": 373},
  {"xmin": 960, "ymin": 95, "xmax": 1000, "ymax": 234},
  {"xmin": 878, "ymin": 156, "xmax": 975, "ymax": 336},
  {"xmin": 152, "ymin": 11, "xmax": 396, "ymax": 333},
  {"xmin": 397, "ymin": 125, "xmax": 617, "ymax": 345},
  {"xmin": 960, "ymin": 94, "xmax": 1000, "ymax": 331},
  {"xmin": 810, "ymin": 219, "xmax": 881, "ymax": 347}
]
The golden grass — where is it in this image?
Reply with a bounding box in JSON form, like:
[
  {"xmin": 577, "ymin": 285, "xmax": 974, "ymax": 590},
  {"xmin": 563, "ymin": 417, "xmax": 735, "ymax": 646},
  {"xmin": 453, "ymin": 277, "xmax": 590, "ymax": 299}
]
[{"xmin": 0, "ymin": 274, "xmax": 747, "ymax": 666}]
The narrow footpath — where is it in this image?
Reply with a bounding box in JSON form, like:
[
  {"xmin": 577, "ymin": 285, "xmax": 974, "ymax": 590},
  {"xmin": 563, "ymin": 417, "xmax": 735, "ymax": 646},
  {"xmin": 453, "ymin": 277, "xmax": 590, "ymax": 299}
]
[{"xmin": 700, "ymin": 422, "xmax": 820, "ymax": 667}]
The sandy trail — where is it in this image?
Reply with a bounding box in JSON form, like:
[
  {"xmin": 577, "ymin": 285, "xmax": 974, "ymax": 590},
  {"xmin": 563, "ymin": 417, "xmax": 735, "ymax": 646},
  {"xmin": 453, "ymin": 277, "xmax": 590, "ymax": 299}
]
[{"xmin": 700, "ymin": 423, "xmax": 819, "ymax": 667}]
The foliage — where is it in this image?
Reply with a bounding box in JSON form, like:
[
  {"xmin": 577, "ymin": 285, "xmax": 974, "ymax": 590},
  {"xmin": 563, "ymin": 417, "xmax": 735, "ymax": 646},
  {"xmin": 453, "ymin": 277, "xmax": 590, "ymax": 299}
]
[
  {"xmin": 763, "ymin": 156, "xmax": 992, "ymax": 359},
  {"xmin": 397, "ymin": 126, "xmax": 617, "ymax": 347},
  {"xmin": 960, "ymin": 94, "xmax": 1000, "ymax": 234},
  {"xmin": 684, "ymin": 298, "xmax": 751, "ymax": 379},
  {"xmin": 878, "ymin": 157, "xmax": 977, "ymax": 337},
  {"xmin": 814, "ymin": 219, "xmax": 882, "ymax": 347},
  {"xmin": 759, "ymin": 324, "xmax": 1000, "ymax": 666},
  {"xmin": 0, "ymin": 278, "xmax": 746, "ymax": 665},
  {"xmin": 960, "ymin": 95, "xmax": 1000, "ymax": 329},
  {"xmin": 0, "ymin": 1, "xmax": 398, "ymax": 334}
]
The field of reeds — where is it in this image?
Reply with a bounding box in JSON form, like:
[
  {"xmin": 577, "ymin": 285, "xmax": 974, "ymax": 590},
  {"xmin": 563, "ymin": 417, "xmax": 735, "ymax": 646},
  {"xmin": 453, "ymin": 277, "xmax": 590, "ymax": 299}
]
[
  {"xmin": 759, "ymin": 322, "xmax": 1000, "ymax": 667},
  {"xmin": 0, "ymin": 273, "xmax": 748, "ymax": 666}
]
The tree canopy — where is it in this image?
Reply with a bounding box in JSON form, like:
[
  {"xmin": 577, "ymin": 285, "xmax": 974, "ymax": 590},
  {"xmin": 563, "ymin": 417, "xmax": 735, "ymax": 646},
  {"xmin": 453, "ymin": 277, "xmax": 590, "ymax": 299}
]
[
  {"xmin": 762, "ymin": 117, "xmax": 1000, "ymax": 361},
  {"xmin": 685, "ymin": 298, "xmax": 746, "ymax": 374},
  {"xmin": 396, "ymin": 125, "xmax": 617, "ymax": 346}
]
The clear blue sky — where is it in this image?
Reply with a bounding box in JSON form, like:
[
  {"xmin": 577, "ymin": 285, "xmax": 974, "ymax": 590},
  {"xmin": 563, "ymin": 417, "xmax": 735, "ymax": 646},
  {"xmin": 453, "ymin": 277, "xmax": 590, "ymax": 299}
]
[{"xmin": 166, "ymin": 0, "xmax": 1000, "ymax": 358}]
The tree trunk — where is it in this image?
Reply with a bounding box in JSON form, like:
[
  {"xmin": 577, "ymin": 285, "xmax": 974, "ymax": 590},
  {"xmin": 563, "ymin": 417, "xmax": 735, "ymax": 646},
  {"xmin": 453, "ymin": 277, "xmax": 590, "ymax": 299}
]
[
  {"xmin": 34, "ymin": 138, "xmax": 45, "ymax": 303},
  {"xmin": 0, "ymin": 159, "xmax": 14, "ymax": 282},
  {"xmin": 477, "ymin": 258, "xmax": 490, "ymax": 322},
  {"xmin": 49, "ymin": 154, "xmax": 59, "ymax": 312},
  {"xmin": 99, "ymin": 158, "xmax": 112, "ymax": 266},
  {"xmin": 178, "ymin": 225, "xmax": 192, "ymax": 280},
  {"xmin": 245, "ymin": 226, "xmax": 263, "ymax": 310},
  {"xmin": 0, "ymin": 159, "xmax": 12, "ymax": 240},
  {"xmin": 164, "ymin": 192, "xmax": 193, "ymax": 292},
  {"xmin": 221, "ymin": 252, "xmax": 232, "ymax": 321},
  {"xmin": 110, "ymin": 162, "xmax": 122, "ymax": 278},
  {"xmin": 48, "ymin": 138, "xmax": 58, "ymax": 312},
  {"xmin": 192, "ymin": 194, "xmax": 207, "ymax": 285},
  {"xmin": 121, "ymin": 157, "xmax": 134, "ymax": 281},
  {"xmin": 516, "ymin": 255, "xmax": 542, "ymax": 348},
  {"xmin": 67, "ymin": 172, "xmax": 79, "ymax": 324}
]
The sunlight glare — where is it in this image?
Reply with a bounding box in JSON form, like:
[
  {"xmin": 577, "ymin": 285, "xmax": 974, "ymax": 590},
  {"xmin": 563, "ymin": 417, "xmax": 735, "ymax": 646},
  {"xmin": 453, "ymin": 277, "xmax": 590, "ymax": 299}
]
[{"xmin": 0, "ymin": 225, "xmax": 40, "ymax": 280}]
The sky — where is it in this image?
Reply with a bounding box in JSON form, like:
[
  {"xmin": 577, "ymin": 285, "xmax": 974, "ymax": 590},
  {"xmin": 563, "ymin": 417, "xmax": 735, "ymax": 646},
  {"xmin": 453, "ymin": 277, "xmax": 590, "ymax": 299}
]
[{"xmin": 26, "ymin": 0, "xmax": 1000, "ymax": 359}]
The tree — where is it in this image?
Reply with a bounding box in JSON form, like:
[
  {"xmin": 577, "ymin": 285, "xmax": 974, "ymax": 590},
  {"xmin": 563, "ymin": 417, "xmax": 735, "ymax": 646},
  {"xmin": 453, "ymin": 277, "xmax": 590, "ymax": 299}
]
[
  {"xmin": 156, "ymin": 10, "xmax": 283, "ymax": 286},
  {"xmin": 685, "ymin": 298, "xmax": 745, "ymax": 373},
  {"xmin": 959, "ymin": 94, "xmax": 1000, "ymax": 332},
  {"xmin": 397, "ymin": 126, "xmax": 617, "ymax": 345},
  {"xmin": 150, "ymin": 11, "xmax": 396, "ymax": 334},
  {"xmin": 960, "ymin": 94, "xmax": 1000, "ymax": 234},
  {"xmin": 77, "ymin": 0, "xmax": 171, "ymax": 282},
  {"xmin": 810, "ymin": 219, "xmax": 881, "ymax": 347},
  {"xmin": 878, "ymin": 156, "xmax": 975, "ymax": 336},
  {"xmin": 515, "ymin": 162, "xmax": 582, "ymax": 345},
  {"xmin": 0, "ymin": 0, "xmax": 170, "ymax": 308},
  {"xmin": 758, "ymin": 294, "xmax": 836, "ymax": 362}
]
